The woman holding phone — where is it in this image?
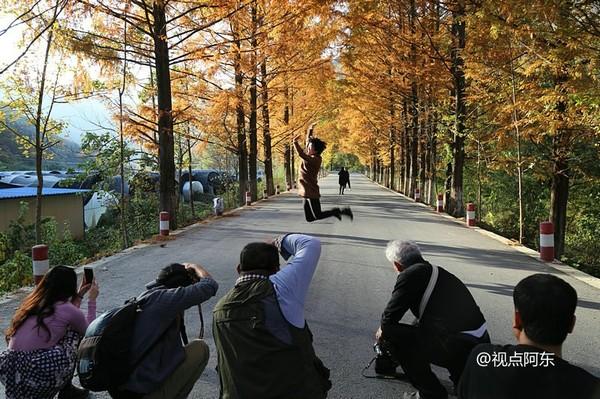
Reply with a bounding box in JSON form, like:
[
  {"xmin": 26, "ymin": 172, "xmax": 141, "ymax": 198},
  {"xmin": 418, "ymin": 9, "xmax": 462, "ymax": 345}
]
[{"xmin": 0, "ymin": 266, "xmax": 99, "ymax": 399}]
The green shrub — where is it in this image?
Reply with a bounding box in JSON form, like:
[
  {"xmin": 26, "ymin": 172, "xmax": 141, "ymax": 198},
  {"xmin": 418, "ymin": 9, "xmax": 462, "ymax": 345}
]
[{"xmin": 0, "ymin": 251, "xmax": 33, "ymax": 293}]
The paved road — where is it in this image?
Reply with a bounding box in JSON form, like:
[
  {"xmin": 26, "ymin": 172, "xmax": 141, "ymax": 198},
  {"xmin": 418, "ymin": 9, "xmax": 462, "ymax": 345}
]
[{"xmin": 1, "ymin": 173, "xmax": 599, "ymax": 399}]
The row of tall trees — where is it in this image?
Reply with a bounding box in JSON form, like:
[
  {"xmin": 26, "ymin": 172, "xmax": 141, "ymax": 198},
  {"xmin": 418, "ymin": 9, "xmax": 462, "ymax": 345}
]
[
  {"xmin": 333, "ymin": 0, "xmax": 599, "ymax": 261},
  {"xmin": 0, "ymin": 0, "xmax": 338, "ymax": 244},
  {"xmin": 3, "ymin": 0, "xmax": 598, "ymax": 268}
]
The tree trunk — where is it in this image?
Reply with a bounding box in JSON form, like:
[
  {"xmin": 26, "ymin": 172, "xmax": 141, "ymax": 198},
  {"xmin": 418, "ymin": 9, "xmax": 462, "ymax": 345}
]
[
  {"xmin": 509, "ymin": 39, "xmax": 524, "ymax": 243},
  {"xmin": 118, "ymin": 18, "xmax": 129, "ymax": 249},
  {"xmin": 419, "ymin": 115, "xmax": 426, "ymax": 200},
  {"xmin": 399, "ymin": 126, "xmax": 405, "ymax": 193},
  {"xmin": 248, "ymin": 1, "xmax": 258, "ymax": 201},
  {"xmin": 389, "ymin": 101, "xmax": 396, "ymax": 190},
  {"xmin": 401, "ymin": 100, "xmax": 409, "ymax": 194},
  {"xmin": 476, "ymin": 139, "xmax": 482, "ymax": 222},
  {"xmin": 424, "ymin": 113, "xmax": 432, "ymax": 205},
  {"xmin": 550, "ymin": 132, "xmax": 569, "ymax": 259},
  {"xmin": 187, "ymin": 137, "xmax": 195, "ymax": 216},
  {"xmin": 232, "ymin": 19, "xmax": 247, "ymax": 206},
  {"xmin": 408, "ymin": 0, "xmax": 419, "ymax": 197},
  {"xmin": 177, "ymin": 129, "xmax": 183, "ymax": 210},
  {"xmin": 409, "ymin": 91, "xmax": 419, "ymax": 197},
  {"xmin": 261, "ymin": 57, "xmax": 274, "ymax": 196},
  {"xmin": 153, "ymin": 1, "xmax": 177, "ymax": 228},
  {"xmin": 445, "ymin": 162, "xmax": 453, "ymax": 212},
  {"xmin": 283, "ymin": 85, "xmax": 292, "ymax": 189},
  {"xmin": 449, "ymin": 0, "xmax": 466, "ymax": 217},
  {"xmin": 291, "ymin": 143, "xmax": 295, "ymax": 184},
  {"xmin": 33, "ymin": 21, "xmax": 57, "ymax": 244},
  {"xmin": 370, "ymin": 152, "xmax": 376, "ymax": 180},
  {"xmin": 430, "ymin": 113, "xmax": 438, "ymax": 204}
]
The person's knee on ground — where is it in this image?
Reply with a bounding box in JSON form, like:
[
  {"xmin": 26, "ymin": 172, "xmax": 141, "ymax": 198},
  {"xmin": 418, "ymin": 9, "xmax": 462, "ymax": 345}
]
[{"xmin": 143, "ymin": 340, "xmax": 209, "ymax": 399}]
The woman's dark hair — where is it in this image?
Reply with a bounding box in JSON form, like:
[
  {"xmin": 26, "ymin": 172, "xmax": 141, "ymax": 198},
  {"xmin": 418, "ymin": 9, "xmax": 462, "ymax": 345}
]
[
  {"xmin": 513, "ymin": 273, "xmax": 577, "ymax": 346},
  {"xmin": 310, "ymin": 138, "xmax": 327, "ymax": 155},
  {"xmin": 5, "ymin": 265, "xmax": 77, "ymax": 343}
]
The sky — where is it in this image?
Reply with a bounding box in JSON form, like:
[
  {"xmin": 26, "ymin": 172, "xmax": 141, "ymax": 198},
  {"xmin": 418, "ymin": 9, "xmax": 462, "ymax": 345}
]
[{"xmin": 1, "ymin": 14, "xmax": 111, "ymax": 145}]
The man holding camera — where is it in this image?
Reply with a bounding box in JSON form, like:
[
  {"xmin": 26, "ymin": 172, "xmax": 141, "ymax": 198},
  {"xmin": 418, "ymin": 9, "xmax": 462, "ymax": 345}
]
[
  {"xmin": 375, "ymin": 241, "xmax": 489, "ymax": 399},
  {"xmin": 213, "ymin": 233, "xmax": 331, "ymax": 399},
  {"xmin": 113, "ymin": 263, "xmax": 218, "ymax": 399}
]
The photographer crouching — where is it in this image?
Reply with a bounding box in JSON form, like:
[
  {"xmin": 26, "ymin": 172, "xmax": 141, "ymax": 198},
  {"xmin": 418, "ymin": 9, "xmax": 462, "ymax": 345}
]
[
  {"xmin": 375, "ymin": 241, "xmax": 489, "ymax": 399},
  {"xmin": 111, "ymin": 263, "xmax": 218, "ymax": 399}
]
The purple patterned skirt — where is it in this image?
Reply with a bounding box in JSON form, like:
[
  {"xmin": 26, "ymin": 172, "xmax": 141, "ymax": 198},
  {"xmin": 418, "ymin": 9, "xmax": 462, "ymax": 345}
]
[{"xmin": 0, "ymin": 329, "xmax": 81, "ymax": 399}]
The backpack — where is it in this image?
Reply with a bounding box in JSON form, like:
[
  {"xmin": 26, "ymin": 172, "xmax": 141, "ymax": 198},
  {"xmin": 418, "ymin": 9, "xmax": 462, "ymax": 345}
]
[
  {"xmin": 77, "ymin": 298, "xmax": 146, "ymax": 391},
  {"xmin": 77, "ymin": 294, "xmax": 202, "ymax": 393}
]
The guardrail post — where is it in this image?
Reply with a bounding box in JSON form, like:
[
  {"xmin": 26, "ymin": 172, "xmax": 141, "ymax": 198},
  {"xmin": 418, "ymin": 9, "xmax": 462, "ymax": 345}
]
[
  {"xmin": 32, "ymin": 244, "xmax": 49, "ymax": 285},
  {"xmin": 160, "ymin": 211, "xmax": 170, "ymax": 236},
  {"xmin": 540, "ymin": 221, "xmax": 555, "ymax": 261}
]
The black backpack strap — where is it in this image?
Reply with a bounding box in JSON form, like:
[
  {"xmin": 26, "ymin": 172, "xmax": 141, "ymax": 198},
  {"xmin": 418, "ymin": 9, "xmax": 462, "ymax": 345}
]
[
  {"xmin": 179, "ymin": 304, "xmax": 204, "ymax": 345},
  {"xmin": 198, "ymin": 304, "xmax": 204, "ymax": 339},
  {"xmin": 179, "ymin": 313, "xmax": 188, "ymax": 346}
]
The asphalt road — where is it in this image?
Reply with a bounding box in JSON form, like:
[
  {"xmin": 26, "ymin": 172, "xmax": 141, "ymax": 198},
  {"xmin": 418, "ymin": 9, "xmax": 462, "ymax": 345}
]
[{"xmin": 1, "ymin": 173, "xmax": 598, "ymax": 399}]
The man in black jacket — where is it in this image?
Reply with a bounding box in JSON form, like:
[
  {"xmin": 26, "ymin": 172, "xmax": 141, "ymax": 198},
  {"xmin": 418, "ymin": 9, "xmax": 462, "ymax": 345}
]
[
  {"xmin": 458, "ymin": 273, "xmax": 599, "ymax": 399},
  {"xmin": 375, "ymin": 241, "xmax": 490, "ymax": 399}
]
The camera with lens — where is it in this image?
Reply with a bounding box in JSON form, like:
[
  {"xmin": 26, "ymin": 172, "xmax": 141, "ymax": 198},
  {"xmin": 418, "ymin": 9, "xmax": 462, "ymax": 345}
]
[
  {"xmin": 373, "ymin": 340, "xmax": 399, "ymax": 375},
  {"xmin": 373, "ymin": 341, "xmax": 394, "ymax": 358}
]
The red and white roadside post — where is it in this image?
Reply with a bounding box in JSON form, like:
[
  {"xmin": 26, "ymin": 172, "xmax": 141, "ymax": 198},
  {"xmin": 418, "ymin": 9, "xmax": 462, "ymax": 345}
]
[
  {"xmin": 437, "ymin": 194, "xmax": 444, "ymax": 212},
  {"xmin": 32, "ymin": 244, "xmax": 49, "ymax": 285},
  {"xmin": 414, "ymin": 188, "xmax": 421, "ymax": 202},
  {"xmin": 159, "ymin": 211, "xmax": 170, "ymax": 236},
  {"xmin": 540, "ymin": 221, "xmax": 555, "ymax": 262},
  {"xmin": 466, "ymin": 203, "xmax": 476, "ymax": 227},
  {"xmin": 245, "ymin": 191, "xmax": 252, "ymax": 206},
  {"xmin": 276, "ymin": 185, "xmax": 280, "ymax": 195}
]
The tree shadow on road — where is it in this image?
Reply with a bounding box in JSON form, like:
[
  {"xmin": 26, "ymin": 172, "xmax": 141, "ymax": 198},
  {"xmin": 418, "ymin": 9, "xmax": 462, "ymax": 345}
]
[{"xmin": 465, "ymin": 282, "xmax": 599, "ymax": 311}]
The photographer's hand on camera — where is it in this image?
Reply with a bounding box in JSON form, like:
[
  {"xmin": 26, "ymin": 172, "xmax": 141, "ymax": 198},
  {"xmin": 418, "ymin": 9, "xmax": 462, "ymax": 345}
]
[{"xmin": 183, "ymin": 263, "xmax": 213, "ymax": 280}]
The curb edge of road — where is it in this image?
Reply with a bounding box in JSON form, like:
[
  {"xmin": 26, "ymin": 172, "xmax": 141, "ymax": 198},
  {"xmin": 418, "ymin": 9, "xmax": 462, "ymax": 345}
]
[
  {"xmin": 369, "ymin": 178, "xmax": 600, "ymax": 290},
  {"xmin": 0, "ymin": 191, "xmax": 295, "ymax": 303},
  {"xmin": 86, "ymin": 191, "xmax": 294, "ymax": 267}
]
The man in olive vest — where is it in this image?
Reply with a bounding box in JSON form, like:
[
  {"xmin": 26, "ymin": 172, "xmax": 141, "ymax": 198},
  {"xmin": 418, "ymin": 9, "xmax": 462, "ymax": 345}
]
[{"xmin": 213, "ymin": 234, "xmax": 331, "ymax": 399}]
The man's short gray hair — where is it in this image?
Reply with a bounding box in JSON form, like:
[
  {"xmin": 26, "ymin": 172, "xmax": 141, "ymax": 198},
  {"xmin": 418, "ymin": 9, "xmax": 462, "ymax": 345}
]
[{"xmin": 385, "ymin": 240, "xmax": 422, "ymax": 266}]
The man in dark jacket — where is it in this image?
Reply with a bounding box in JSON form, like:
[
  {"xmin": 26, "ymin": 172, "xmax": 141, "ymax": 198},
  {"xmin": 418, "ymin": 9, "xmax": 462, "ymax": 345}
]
[
  {"xmin": 114, "ymin": 263, "xmax": 218, "ymax": 399},
  {"xmin": 294, "ymin": 124, "xmax": 352, "ymax": 222},
  {"xmin": 213, "ymin": 234, "xmax": 331, "ymax": 399},
  {"xmin": 338, "ymin": 167, "xmax": 350, "ymax": 195},
  {"xmin": 375, "ymin": 241, "xmax": 490, "ymax": 399},
  {"xmin": 458, "ymin": 273, "xmax": 599, "ymax": 399}
]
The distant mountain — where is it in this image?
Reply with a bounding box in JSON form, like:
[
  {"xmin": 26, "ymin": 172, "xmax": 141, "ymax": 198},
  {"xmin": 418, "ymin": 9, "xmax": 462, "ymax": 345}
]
[{"xmin": 0, "ymin": 117, "xmax": 83, "ymax": 171}]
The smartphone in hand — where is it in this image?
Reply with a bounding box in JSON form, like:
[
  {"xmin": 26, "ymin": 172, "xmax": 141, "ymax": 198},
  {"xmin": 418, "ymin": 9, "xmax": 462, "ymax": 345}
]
[{"xmin": 84, "ymin": 267, "xmax": 94, "ymax": 285}]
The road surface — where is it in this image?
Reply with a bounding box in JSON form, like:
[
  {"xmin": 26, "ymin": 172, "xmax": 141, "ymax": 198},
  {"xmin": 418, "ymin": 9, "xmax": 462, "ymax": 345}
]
[{"xmin": 1, "ymin": 173, "xmax": 598, "ymax": 398}]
